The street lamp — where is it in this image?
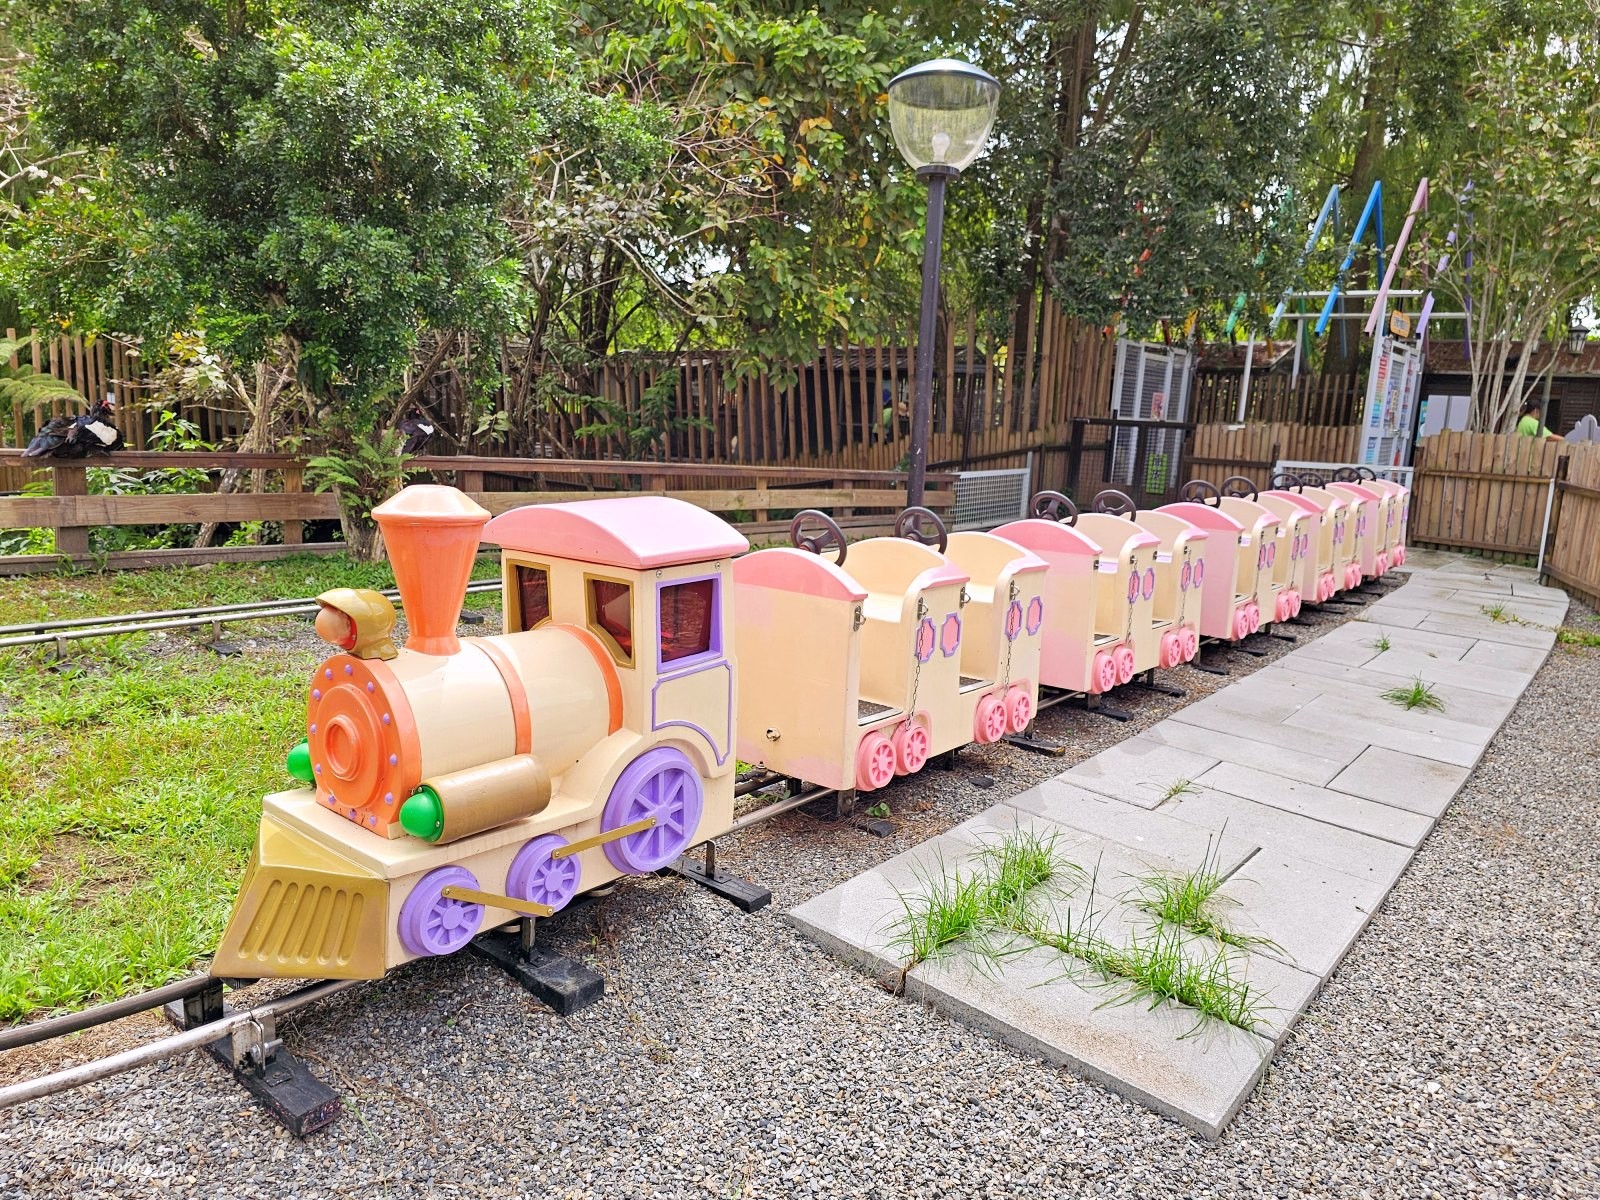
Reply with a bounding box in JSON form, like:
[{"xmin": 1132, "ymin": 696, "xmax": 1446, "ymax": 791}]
[
  {"xmin": 887, "ymin": 58, "xmax": 1001, "ymax": 507},
  {"xmin": 1567, "ymin": 315, "xmax": 1590, "ymax": 356}
]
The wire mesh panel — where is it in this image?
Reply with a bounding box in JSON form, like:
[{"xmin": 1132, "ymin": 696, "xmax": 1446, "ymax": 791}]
[
  {"xmin": 950, "ymin": 466, "xmax": 1031, "ymax": 530},
  {"xmin": 1108, "ymin": 340, "xmax": 1195, "ymax": 493}
]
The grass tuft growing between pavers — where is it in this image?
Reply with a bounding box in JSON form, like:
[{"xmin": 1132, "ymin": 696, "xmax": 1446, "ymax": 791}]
[{"xmin": 890, "ymin": 829, "xmax": 1270, "ymax": 1035}]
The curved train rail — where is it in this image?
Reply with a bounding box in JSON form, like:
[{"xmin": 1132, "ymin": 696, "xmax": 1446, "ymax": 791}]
[{"xmin": 0, "ymin": 580, "xmax": 503, "ymax": 651}]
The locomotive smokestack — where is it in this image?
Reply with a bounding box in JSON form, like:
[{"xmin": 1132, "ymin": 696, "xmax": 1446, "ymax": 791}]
[{"xmin": 372, "ymin": 485, "xmax": 491, "ymax": 657}]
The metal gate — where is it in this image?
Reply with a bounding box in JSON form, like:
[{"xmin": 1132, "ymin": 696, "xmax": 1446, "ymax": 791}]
[{"xmin": 1108, "ymin": 339, "xmax": 1195, "ymax": 496}]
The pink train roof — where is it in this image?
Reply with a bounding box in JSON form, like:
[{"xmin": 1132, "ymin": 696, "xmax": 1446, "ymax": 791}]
[
  {"xmin": 485, "ymin": 497, "xmax": 749, "ymax": 569},
  {"xmin": 732, "ymin": 547, "xmax": 868, "ymax": 602},
  {"xmin": 1328, "ymin": 481, "xmax": 1382, "ymax": 501}
]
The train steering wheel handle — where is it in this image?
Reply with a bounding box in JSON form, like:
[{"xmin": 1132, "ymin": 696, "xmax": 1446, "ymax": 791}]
[
  {"xmin": 1332, "ymin": 466, "xmax": 1362, "ymax": 483},
  {"xmin": 1356, "ymin": 465, "xmax": 1378, "ymax": 481},
  {"xmin": 789, "ymin": 509, "xmax": 847, "ymax": 566},
  {"xmin": 1180, "ymin": 479, "xmax": 1223, "ymax": 507},
  {"xmin": 1298, "ymin": 471, "xmax": 1327, "ymax": 488},
  {"xmin": 1270, "ymin": 472, "xmax": 1302, "ymax": 491},
  {"xmin": 1220, "ymin": 475, "xmax": 1259, "ymax": 502},
  {"xmin": 1092, "ymin": 489, "xmax": 1138, "ymax": 519},
  {"xmin": 895, "ymin": 506, "xmax": 949, "ymax": 554},
  {"xmin": 1031, "ymin": 490, "xmax": 1079, "ymax": 525}
]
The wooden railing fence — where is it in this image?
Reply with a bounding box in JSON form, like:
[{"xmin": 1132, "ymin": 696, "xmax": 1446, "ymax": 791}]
[
  {"xmin": 0, "ymin": 451, "xmax": 956, "ymax": 574},
  {"xmin": 2, "ymin": 302, "xmax": 1118, "ymax": 483},
  {"xmin": 1408, "ymin": 432, "xmax": 1568, "ymax": 558}
]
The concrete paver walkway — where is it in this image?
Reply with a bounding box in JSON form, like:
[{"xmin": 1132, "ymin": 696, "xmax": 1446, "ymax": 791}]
[{"xmin": 789, "ymin": 554, "xmax": 1569, "ymax": 1137}]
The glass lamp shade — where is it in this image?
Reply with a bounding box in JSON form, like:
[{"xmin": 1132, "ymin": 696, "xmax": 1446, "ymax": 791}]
[
  {"xmin": 1568, "ymin": 321, "xmax": 1589, "ymax": 355},
  {"xmin": 886, "ymin": 59, "xmax": 1000, "ymax": 173}
]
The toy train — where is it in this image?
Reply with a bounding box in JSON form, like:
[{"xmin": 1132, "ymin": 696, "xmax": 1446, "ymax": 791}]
[{"xmin": 211, "ymin": 466, "xmax": 1405, "ymax": 983}]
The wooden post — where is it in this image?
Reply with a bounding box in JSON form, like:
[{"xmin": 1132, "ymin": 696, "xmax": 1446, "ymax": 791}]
[
  {"xmin": 52, "ymin": 464, "xmax": 89, "ymax": 555},
  {"xmin": 282, "ymin": 467, "xmax": 305, "ymax": 545}
]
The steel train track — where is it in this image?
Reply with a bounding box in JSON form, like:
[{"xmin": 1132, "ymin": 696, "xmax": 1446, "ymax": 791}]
[
  {"xmin": 0, "ymin": 772, "xmax": 832, "ymax": 1117},
  {"xmin": 0, "ymin": 580, "xmax": 503, "ymax": 650}
]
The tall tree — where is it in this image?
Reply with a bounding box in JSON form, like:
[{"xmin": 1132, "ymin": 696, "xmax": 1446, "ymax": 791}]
[
  {"xmin": 2, "ymin": 0, "xmax": 650, "ymax": 556},
  {"xmin": 1425, "ymin": 28, "xmax": 1600, "ymax": 432}
]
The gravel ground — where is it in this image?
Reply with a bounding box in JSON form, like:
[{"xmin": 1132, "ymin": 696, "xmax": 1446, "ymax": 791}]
[{"xmin": 3, "ymin": 570, "xmax": 1597, "ymax": 1199}]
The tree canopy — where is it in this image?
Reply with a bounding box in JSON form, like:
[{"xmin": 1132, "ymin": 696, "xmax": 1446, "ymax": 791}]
[{"xmin": 0, "ymin": 0, "xmax": 1596, "ymax": 542}]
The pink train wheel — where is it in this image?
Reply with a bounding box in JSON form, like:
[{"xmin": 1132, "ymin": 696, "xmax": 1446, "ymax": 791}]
[
  {"xmin": 1395, "ymin": 545, "xmax": 1406, "ymax": 566},
  {"xmin": 1180, "ymin": 625, "xmax": 1200, "ymax": 662},
  {"xmin": 506, "ymin": 834, "xmax": 581, "ymax": 913},
  {"xmin": 1090, "ymin": 650, "xmax": 1118, "ymax": 695},
  {"xmin": 855, "ymin": 731, "xmax": 896, "ymax": 791},
  {"xmin": 1275, "ymin": 591, "xmax": 1293, "ymax": 624},
  {"xmin": 1112, "ymin": 643, "xmax": 1136, "ymax": 685},
  {"xmin": 1158, "ymin": 630, "xmax": 1182, "ymax": 669},
  {"xmin": 1247, "ymin": 602, "xmax": 1262, "ymax": 633},
  {"xmin": 1003, "ymin": 685, "xmax": 1033, "ymax": 734},
  {"xmin": 973, "ymin": 694, "xmax": 1007, "ymax": 744},
  {"xmin": 1232, "ymin": 606, "xmax": 1253, "ymax": 641},
  {"xmin": 892, "ymin": 719, "xmax": 931, "ymax": 774}
]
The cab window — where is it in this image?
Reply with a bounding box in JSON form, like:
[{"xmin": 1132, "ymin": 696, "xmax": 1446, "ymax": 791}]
[
  {"xmin": 588, "ymin": 578, "xmax": 634, "ymax": 663},
  {"xmin": 513, "ymin": 565, "xmax": 551, "ymax": 631},
  {"xmin": 660, "ymin": 578, "xmax": 717, "ymax": 665}
]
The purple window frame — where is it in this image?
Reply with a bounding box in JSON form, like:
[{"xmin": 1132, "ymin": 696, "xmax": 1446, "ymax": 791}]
[{"xmin": 655, "ymin": 573, "xmax": 724, "ymax": 672}]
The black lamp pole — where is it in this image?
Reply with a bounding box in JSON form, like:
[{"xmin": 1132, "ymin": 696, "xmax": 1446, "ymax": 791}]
[{"xmin": 908, "ymin": 164, "xmax": 957, "ymax": 508}]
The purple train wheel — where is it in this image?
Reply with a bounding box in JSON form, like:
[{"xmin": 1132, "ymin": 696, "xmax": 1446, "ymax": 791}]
[
  {"xmin": 506, "ymin": 834, "xmax": 581, "ymax": 912},
  {"xmin": 602, "ymin": 747, "xmax": 704, "ymax": 874},
  {"xmin": 398, "ymin": 866, "xmax": 484, "ymax": 957}
]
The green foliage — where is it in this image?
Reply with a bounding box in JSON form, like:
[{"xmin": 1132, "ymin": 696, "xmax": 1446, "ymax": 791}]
[
  {"xmin": 1423, "ymin": 30, "xmax": 1600, "ymax": 431},
  {"xmin": 574, "ymin": 372, "xmax": 709, "ymax": 459},
  {"xmin": 1381, "ymin": 676, "xmax": 1446, "ymax": 711},
  {"xmin": 1041, "ymin": 0, "xmax": 1310, "ymax": 333},
  {"xmin": 0, "ymin": 332, "xmax": 86, "ymax": 413},
  {"xmin": 1, "ymin": 0, "xmax": 643, "ymax": 550}
]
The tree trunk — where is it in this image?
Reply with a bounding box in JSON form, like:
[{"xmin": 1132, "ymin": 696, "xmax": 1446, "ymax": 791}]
[{"xmin": 336, "ymin": 495, "xmax": 386, "ymax": 562}]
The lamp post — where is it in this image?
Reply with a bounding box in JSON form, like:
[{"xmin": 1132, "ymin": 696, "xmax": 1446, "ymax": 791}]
[{"xmin": 886, "ymin": 59, "xmax": 1000, "ymax": 507}]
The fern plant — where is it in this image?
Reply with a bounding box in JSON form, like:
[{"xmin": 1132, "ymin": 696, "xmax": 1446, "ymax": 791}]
[{"xmin": 0, "ymin": 335, "xmax": 88, "ymax": 413}]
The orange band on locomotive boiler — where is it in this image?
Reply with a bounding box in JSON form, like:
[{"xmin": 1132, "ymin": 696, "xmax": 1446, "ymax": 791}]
[
  {"xmin": 465, "ymin": 637, "xmax": 533, "ymax": 755},
  {"xmin": 555, "ymin": 624, "xmax": 624, "ymax": 734}
]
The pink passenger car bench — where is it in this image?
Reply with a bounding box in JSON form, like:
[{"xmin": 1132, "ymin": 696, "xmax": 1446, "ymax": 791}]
[
  {"xmin": 1156, "ymin": 488, "xmax": 1258, "ymax": 642},
  {"xmin": 1124, "ymin": 501, "xmax": 1209, "ymax": 668},
  {"xmin": 1326, "ymin": 478, "xmax": 1385, "ymax": 583},
  {"xmin": 993, "ymin": 497, "xmax": 1120, "ymax": 695},
  {"xmin": 1257, "ymin": 482, "xmax": 1325, "ymax": 618},
  {"xmin": 1333, "ymin": 466, "xmax": 1406, "ymax": 574},
  {"xmin": 731, "ymin": 544, "xmax": 878, "ymax": 792},
  {"xmin": 1073, "ymin": 506, "xmax": 1164, "ymax": 684},
  {"xmin": 943, "ymin": 528, "xmax": 1049, "ymax": 744},
  {"xmin": 1288, "ymin": 475, "xmax": 1357, "ymax": 600},
  {"xmin": 1219, "ymin": 476, "xmax": 1305, "ymax": 624}
]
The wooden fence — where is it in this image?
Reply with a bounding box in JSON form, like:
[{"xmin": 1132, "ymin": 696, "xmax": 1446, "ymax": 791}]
[
  {"xmin": 1408, "ymin": 431, "xmax": 1600, "ymax": 608},
  {"xmin": 1182, "ymin": 423, "xmax": 1362, "ymax": 492},
  {"xmin": 1547, "ymin": 445, "xmax": 1600, "ymax": 608},
  {"xmin": 1189, "ymin": 369, "xmax": 1368, "ymax": 427},
  {"xmin": 0, "ymin": 451, "xmax": 956, "ymax": 574},
  {"xmin": 1408, "ymin": 432, "xmax": 1568, "ymax": 559},
  {"xmin": 2, "ymin": 300, "xmax": 1117, "ymax": 482}
]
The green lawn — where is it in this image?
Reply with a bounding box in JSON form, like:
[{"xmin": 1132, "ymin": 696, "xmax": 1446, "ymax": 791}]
[{"xmin": 0, "ymin": 553, "xmax": 502, "ymax": 1021}]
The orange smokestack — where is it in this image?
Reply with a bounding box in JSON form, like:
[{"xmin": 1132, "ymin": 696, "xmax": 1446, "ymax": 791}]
[{"xmin": 372, "ymin": 485, "xmax": 491, "ymax": 657}]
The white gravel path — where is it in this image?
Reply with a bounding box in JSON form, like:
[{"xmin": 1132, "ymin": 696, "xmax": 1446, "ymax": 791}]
[{"xmin": 2, "ymin": 574, "xmax": 1596, "ymax": 1199}]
